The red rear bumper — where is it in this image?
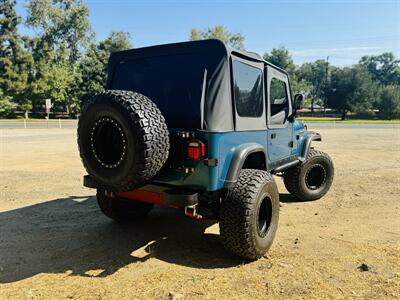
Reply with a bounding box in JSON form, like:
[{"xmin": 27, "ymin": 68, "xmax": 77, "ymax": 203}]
[{"xmin": 116, "ymin": 189, "xmax": 168, "ymax": 206}]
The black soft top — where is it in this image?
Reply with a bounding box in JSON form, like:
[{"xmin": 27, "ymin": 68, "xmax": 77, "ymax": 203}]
[{"xmin": 107, "ymin": 39, "xmax": 285, "ymax": 132}]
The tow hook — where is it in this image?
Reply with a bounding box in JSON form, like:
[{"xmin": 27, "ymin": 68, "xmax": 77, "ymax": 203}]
[{"xmin": 185, "ymin": 204, "xmax": 203, "ymax": 219}]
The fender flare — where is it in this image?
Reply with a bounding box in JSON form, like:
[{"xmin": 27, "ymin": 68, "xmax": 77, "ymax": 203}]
[
  {"xmin": 299, "ymin": 133, "xmax": 321, "ymax": 161},
  {"xmin": 224, "ymin": 143, "xmax": 266, "ymax": 188}
]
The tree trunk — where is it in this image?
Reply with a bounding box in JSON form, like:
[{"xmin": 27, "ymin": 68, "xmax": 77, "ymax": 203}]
[
  {"xmin": 24, "ymin": 111, "xmax": 28, "ymax": 119},
  {"xmin": 311, "ymin": 98, "xmax": 315, "ymax": 113},
  {"xmin": 341, "ymin": 110, "xmax": 346, "ymax": 120}
]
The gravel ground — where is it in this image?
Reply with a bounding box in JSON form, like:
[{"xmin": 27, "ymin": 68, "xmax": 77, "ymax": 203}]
[{"xmin": 0, "ymin": 127, "xmax": 399, "ymax": 299}]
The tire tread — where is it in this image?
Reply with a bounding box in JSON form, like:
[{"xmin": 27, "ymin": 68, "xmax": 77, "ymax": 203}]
[
  {"xmin": 78, "ymin": 90, "xmax": 169, "ymax": 191},
  {"xmin": 283, "ymin": 149, "xmax": 333, "ymax": 200},
  {"xmin": 220, "ymin": 169, "xmax": 278, "ymax": 260}
]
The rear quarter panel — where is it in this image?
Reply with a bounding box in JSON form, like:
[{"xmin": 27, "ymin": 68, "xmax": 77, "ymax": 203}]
[
  {"xmin": 153, "ymin": 121, "xmax": 311, "ymax": 191},
  {"xmin": 154, "ymin": 131, "xmax": 269, "ymax": 191}
]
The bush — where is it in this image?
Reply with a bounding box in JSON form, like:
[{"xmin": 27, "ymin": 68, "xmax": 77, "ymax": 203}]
[
  {"xmin": 377, "ymin": 85, "xmax": 400, "ymax": 119},
  {"xmin": 0, "ymin": 97, "xmax": 13, "ymax": 117}
]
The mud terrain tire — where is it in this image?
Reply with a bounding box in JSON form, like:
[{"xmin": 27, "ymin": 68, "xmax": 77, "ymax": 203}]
[
  {"xmin": 283, "ymin": 149, "xmax": 334, "ymax": 201},
  {"xmin": 219, "ymin": 169, "xmax": 280, "ymax": 260},
  {"xmin": 78, "ymin": 90, "xmax": 169, "ymax": 192}
]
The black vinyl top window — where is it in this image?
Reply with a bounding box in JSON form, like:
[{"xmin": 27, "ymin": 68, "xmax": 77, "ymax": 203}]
[
  {"xmin": 111, "ymin": 53, "xmax": 208, "ymax": 129},
  {"xmin": 233, "ymin": 60, "xmax": 263, "ymax": 118},
  {"xmin": 269, "ymin": 77, "xmax": 289, "ymax": 116}
]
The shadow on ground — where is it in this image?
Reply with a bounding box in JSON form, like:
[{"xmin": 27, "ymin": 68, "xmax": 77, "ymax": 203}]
[
  {"xmin": 0, "ymin": 196, "xmax": 244, "ymax": 283},
  {"xmin": 279, "ymin": 193, "xmax": 313, "ymax": 203}
]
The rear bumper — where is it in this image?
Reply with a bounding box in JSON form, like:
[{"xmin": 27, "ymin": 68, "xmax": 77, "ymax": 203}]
[
  {"xmin": 117, "ymin": 187, "xmax": 198, "ymax": 207},
  {"xmin": 83, "ymin": 175, "xmax": 198, "ymax": 208}
]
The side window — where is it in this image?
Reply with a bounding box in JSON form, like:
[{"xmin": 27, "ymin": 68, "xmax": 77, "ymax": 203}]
[
  {"xmin": 233, "ymin": 61, "xmax": 263, "ymax": 118},
  {"xmin": 269, "ymin": 77, "xmax": 289, "ymax": 123}
]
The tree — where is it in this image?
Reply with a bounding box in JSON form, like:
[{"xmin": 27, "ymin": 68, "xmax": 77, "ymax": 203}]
[
  {"xmin": 29, "ymin": 47, "xmax": 76, "ymax": 113},
  {"xmin": 296, "ymin": 60, "xmax": 329, "ymax": 112},
  {"xmin": 263, "ymin": 47, "xmax": 295, "ymax": 75},
  {"xmin": 78, "ymin": 31, "xmax": 132, "ymax": 106},
  {"xmin": 26, "ymin": 0, "xmax": 92, "ymax": 64},
  {"xmin": 25, "ymin": 0, "xmax": 92, "ymax": 115},
  {"xmin": 291, "ymin": 78, "xmax": 312, "ymax": 104},
  {"xmin": 0, "ymin": 89, "xmax": 13, "ymax": 117},
  {"xmin": 326, "ymin": 65, "xmax": 377, "ymax": 120},
  {"xmin": 0, "ymin": 0, "xmax": 33, "ymax": 113},
  {"xmin": 359, "ymin": 53, "xmax": 400, "ymax": 86},
  {"xmin": 376, "ymin": 85, "xmax": 400, "ymax": 119},
  {"xmin": 263, "ymin": 46, "xmax": 307, "ymax": 99},
  {"xmin": 20, "ymin": 100, "xmax": 32, "ymax": 118},
  {"xmin": 190, "ymin": 25, "xmax": 245, "ymax": 50}
]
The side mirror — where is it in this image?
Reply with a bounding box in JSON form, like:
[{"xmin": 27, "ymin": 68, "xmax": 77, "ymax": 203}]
[{"xmin": 293, "ymin": 93, "xmax": 304, "ymax": 110}]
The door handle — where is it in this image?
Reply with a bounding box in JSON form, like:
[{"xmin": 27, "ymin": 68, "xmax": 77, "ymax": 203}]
[{"xmin": 271, "ymin": 133, "xmax": 276, "ymax": 139}]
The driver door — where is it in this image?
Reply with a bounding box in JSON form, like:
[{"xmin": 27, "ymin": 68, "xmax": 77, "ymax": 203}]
[{"xmin": 266, "ymin": 66, "xmax": 293, "ymax": 164}]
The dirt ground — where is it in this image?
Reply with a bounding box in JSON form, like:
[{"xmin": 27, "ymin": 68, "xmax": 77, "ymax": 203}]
[{"xmin": 0, "ymin": 127, "xmax": 399, "ymax": 299}]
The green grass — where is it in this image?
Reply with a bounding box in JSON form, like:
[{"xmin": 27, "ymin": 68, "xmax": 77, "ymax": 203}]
[{"xmin": 298, "ymin": 117, "xmax": 400, "ymax": 123}]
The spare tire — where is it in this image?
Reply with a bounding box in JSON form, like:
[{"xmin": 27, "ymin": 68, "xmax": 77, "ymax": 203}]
[{"xmin": 77, "ymin": 90, "xmax": 169, "ymax": 192}]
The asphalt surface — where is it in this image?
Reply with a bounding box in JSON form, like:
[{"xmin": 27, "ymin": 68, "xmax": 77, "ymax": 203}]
[
  {"xmin": 306, "ymin": 122, "xmax": 400, "ymax": 129},
  {"xmin": 0, "ymin": 120, "xmax": 78, "ymax": 129},
  {"xmin": 0, "ymin": 120, "xmax": 399, "ymax": 129}
]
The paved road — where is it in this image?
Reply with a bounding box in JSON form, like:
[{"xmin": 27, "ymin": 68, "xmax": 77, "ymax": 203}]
[
  {"xmin": 306, "ymin": 122, "xmax": 400, "ymax": 129},
  {"xmin": 0, "ymin": 120, "xmax": 78, "ymax": 129},
  {"xmin": 1, "ymin": 120, "xmax": 399, "ymax": 130}
]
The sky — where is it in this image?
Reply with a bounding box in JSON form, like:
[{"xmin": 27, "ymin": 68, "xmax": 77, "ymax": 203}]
[{"xmin": 15, "ymin": 0, "xmax": 400, "ymax": 66}]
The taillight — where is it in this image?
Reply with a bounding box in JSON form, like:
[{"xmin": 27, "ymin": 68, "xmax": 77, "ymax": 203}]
[{"xmin": 187, "ymin": 139, "xmax": 206, "ymax": 160}]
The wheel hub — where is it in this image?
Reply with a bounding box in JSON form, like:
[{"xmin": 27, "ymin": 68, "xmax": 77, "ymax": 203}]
[
  {"xmin": 305, "ymin": 164, "xmax": 327, "ymax": 190},
  {"xmin": 90, "ymin": 117, "xmax": 127, "ymax": 168}
]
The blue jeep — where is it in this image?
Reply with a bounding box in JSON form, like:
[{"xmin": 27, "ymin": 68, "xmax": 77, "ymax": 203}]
[{"xmin": 78, "ymin": 39, "xmax": 334, "ymax": 260}]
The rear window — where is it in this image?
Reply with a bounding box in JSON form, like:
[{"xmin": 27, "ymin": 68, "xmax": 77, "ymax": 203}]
[
  {"xmin": 111, "ymin": 54, "xmax": 206, "ymax": 128},
  {"xmin": 232, "ymin": 60, "xmax": 263, "ymax": 118}
]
